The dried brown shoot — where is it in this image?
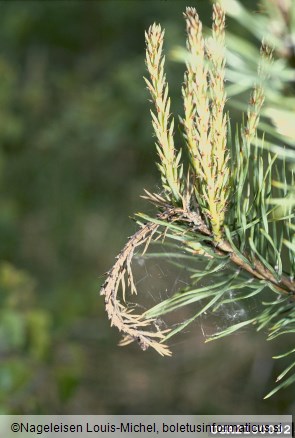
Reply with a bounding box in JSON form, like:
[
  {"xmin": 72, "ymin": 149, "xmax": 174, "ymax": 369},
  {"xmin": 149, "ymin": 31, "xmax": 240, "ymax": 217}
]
[{"xmin": 100, "ymin": 218, "xmax": 172, "ymax": 356}]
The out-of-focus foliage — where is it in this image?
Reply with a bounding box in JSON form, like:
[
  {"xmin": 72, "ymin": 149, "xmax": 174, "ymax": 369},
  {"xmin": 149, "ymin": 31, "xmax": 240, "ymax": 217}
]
[
  {"xmin": 0, "ymin": 0, "xmax": 202, "ymax": 414},
  {"xmin": 0, "ymin": 263, "xmax": 51, "ymax": 411},
  {"xmin": 0, "ymin": 0, "xmax": 161, "ymax": 413}
]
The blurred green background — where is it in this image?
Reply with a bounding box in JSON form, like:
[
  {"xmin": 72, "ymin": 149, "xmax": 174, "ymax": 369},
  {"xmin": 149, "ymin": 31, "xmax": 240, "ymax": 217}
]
[{"xmin": 0, "ymin": 0, "xmax": 294, "ymax": 414}]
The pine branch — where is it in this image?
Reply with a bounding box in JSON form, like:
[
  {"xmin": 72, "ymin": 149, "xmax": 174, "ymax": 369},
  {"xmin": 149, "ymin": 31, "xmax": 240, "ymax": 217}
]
[{"xmin": 100, "ymin": 0, "xmax": 295, "ymax": 397}]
